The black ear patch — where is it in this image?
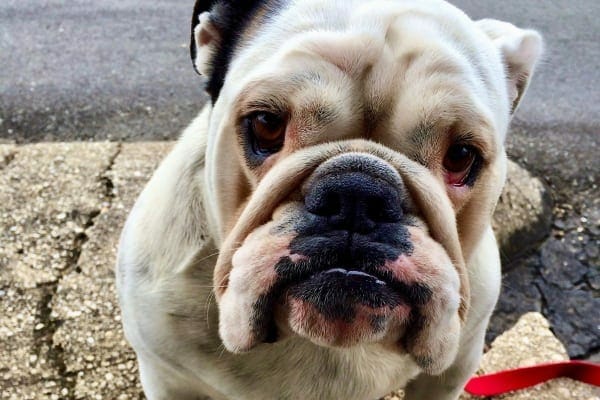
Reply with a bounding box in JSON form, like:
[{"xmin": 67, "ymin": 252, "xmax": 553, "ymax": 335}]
[{"xmin": 190, "ymin": 0, "xmax": 275, "ymax": 103}]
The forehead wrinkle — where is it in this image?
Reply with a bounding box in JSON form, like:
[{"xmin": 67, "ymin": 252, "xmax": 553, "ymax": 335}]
[
  {"xmin": 360, "ymin": 12, "xmax": 470, "ymax": 141},
  {"xmin": 409, "ymin": 92, "xmax": 496, "ymax": 160},
  {"xmin": 370, "ymin": 13, "xmax": 500, "ymax": 153},
  {"xmin": 358, "ymin": 36, "xmax": 404, "ymax": 135},
  {"xmin": 383, "ymin": 71, "xmax": 493, "ymax": 155},
  {"xmin": 379, "ymin": 8, "xmax": 502, "ymax": 116},
  {"xmin": 294, "ymin": 31, "xmax": 385, "ymax": 81}
]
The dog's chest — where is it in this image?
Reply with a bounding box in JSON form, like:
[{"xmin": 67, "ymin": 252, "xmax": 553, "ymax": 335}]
[{"xmin": 202, "ymin": 339, "xmax": 420, "ymax": 399}]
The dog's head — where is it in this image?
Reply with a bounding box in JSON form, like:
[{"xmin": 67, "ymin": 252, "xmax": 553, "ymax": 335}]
[{"xmin": 190, "ymin": 0, "xmax": 542, "ymax": 374}]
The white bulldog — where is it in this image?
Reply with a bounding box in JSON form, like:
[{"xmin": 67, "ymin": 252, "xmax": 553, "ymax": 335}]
[{"xmin": 116, "ymin": 0, "xmax": 543, "ymax": 399}]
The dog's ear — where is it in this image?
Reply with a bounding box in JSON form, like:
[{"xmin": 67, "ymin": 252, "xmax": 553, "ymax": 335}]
[
  {"xmin": 190, "ymin": 1, "xmax": 265, "ymax": 103},
  {"xmin": 476, "ymin": 19, "xmax": 543, "ymax": 113},
  {"xmin": 190, "ymin": 1, "xmax": 221, "ymax": 78}
]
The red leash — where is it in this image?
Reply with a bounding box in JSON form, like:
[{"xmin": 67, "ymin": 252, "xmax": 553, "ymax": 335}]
[{"xmin": 464, "ymin": 360, "xmax": 600, "ymax": 396}]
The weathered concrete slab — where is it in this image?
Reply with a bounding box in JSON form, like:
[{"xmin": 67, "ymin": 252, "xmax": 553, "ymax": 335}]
[
  {"xmin": 0, "ymin": 142, "xmax": 118, "ymax": 288},
  {"xmin": 0, "ymin": 143, "xmax": 118, "ymax": 399},
  {"xmin": 0, "ymin": 287, "xmax": 62, "ymax": 399},
  {"xmin": 71, "ymin": 142, "xmax": 174, "ymax": 278},
  {"xmin": 50, "ymin": 142, "xmax": 172, "ymax": 399},
  {"xmin": 0, "ymin": 380, "xmax": 66, "ymax": 400}
]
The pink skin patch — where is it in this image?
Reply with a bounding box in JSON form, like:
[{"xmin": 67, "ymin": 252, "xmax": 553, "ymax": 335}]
[
  {"xmin": 383, "ymin": 226, "xmax": 462, "ymax": 374},
  {"xmin": 220, "ymin": 222, "xmax": 296, "ymax": 352},
  {"xmin": 383, "ymin": 226, "xmax": 458, "ymax": 291},
  {"xmin": 230, "ymin": 226, "xmax": 294, "ymax": 295},
  {"xmin": 221, "ymin": 204, "xmax": 306, "ymax": 352},
  {"xmin": 278, "ymin": 296, "xmax": 411, "ymax": 348}
]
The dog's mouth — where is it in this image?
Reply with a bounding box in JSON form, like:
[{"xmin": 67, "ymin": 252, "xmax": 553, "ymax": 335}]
[
  {"xmin": 284, "ymin": 265, "xmax": 401, "ymax": 314},
  {"xmin": 220, "ymin": 214, "xmax": 461, "ymax": 373},
  {"xmin": 265, "ymin": 249, "xmax": 434, "ymax": 347},
  {"xmin": 311, "ymin": 268, "xmax": 389, "ymax": 289},
  {"xmin": 275, "ymin": 265, "xmax": 412, "ymax": 346},
  {"xmin": 286, "ymin": 267, "xmax": 429, "ymax": 311}
]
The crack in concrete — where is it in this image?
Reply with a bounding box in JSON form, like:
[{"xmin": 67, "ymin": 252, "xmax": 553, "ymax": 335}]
[
  {"xmin": 29, "ymin": 144, "xmax": 123, "ymax": 399},
  {"xmin": 100, "ymin": 143, "xmax": 122, "ymax": 201},
  {"xmin": 31, "ymin": 229, "xmax": 91, "ymax": 399},
  {"xmin": 533, "ymin": 280, "xmax": 548, "ymax": 315},
  {"xmin": 0, "ymin": 148, "xmax": 16, "ymax": 170}
]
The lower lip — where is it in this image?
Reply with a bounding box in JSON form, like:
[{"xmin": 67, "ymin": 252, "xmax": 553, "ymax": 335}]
[{"xmin": 274, "ymin": 267, "xmax": 411, "ymax": 347}]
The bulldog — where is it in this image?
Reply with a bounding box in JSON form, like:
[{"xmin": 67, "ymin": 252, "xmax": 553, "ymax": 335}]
[{"xmin": 116, "ymin": 0, "xmax": 543, "ymax": 399}]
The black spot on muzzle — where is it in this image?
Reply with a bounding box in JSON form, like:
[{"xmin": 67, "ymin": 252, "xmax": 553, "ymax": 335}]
[
  {"xmin": 288, "ymin": 269, "xmax": 404, "ymax": 322},
  {"xmin": 249, "ymin": 155, "xmax": 434, "ymax": 340},
  {"xmin": 292, "ymin": 165, "xmax": 413, "ymax": 267},
  {"xmin": 304, "ymin": 171, "xmax": 404, "ymax": 232}
]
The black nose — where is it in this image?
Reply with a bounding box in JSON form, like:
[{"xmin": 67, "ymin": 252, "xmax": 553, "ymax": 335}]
[{"xmin": 304, "ymin": 171, "xmax": 403, "ymax": 233}]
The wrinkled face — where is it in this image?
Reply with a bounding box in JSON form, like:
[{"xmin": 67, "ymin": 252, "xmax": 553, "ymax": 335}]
[{"xmin": 195, "ymin": 0, "xmax": 539, "ymax": 375}]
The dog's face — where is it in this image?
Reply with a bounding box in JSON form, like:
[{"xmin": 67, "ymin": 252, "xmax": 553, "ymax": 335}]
[{"xmin": 191, "ymin": 0, "xmax": 542, "ymax": 374}]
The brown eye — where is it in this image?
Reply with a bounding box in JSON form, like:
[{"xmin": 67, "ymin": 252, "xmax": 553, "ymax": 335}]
[
  {"xmin": 246, "ymin": 112, "xmax": 286, "ymax": 155},
  {"xmin": 443, "ymin": 144, "xmax": 478, "ymax": 186}
]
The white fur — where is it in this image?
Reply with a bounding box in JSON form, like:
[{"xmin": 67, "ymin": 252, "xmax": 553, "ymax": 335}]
[{"xmin": 117, "ymin": 0, "xmax": 541, "ymax": 398}]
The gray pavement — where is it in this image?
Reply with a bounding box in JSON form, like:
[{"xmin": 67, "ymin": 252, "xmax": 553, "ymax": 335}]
[
  {"xmin": 1, "ymin": 0, "xmax": 598, "ymax": 142},
  {"xmin": 453, "ymin": 0, "xmax": 600, "ymax": 131},
  {"xmin": 0, "ymin": 0, "xmax": 205, "ymax": 142}
]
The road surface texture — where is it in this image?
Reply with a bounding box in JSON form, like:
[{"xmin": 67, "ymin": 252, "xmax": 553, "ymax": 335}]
[{"xmin": 1, "ymin": 1, "xmax": 597, "ymax": 142}]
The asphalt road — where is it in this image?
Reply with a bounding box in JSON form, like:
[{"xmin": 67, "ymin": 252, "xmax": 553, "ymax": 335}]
[
  {"xmin": 0, "ymin": 0, "xmax": 204, "ymax": 142},
  {"xmin": 0, "ymin": 0, "xmax": 598, "ymax": 143}
]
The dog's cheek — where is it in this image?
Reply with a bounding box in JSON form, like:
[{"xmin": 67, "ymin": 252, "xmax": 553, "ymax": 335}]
[
  {"xmin": 230, "ymin": 230, "xmax": 293, "ymax": 291},
  {"xmin": 219, "ymin": 203, "xmax": 308, "ymax": 352},
  {"xmin": 227, "ymin": 204, "xmax": 306, "ymax": 294},
  {"xmin": 219, "ymin": 224, "xmax": 292, "ymax": 351},
  {"xmin": 406, "ymin": 312, "xmax": 461, "ymax": 375},
  {"xmin": 384, "ymin": 226, "xmax": 462, "ymax": 374},
  {"xmin": 218, "ymin": 292, "xmax": 259, "ymax": 352},
  {"xmin": 384, "ymin": 227, "xmax": 459, "ymax": 292}
]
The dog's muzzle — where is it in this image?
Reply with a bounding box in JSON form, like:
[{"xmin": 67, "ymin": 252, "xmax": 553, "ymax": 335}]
[
  {"xmin": 215, "ymin": 141, "xmax": 466, "ymax": 374},
  {"xmin": 279, "ymin": 155, "xmax": 424, "ymax": 334}
]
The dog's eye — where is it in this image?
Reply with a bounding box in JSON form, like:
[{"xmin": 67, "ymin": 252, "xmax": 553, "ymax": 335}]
[
  {"xmin": 443, "ymin": 144, "xmax": 478, "ymax": 186},
  {"xmin": 246, "ymin": 112, "xmax": 286, "ymax": 156}
]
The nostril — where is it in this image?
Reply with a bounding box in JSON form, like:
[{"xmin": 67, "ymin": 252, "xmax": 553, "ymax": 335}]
[
  {"xmin": 365, "ymin": 196, "xmax": 402, "ymax": 223},
  {"xmin": 365, "ymin": 196, "xmax": 386, "ymax": 222},
  {"xmin": 313, "ymin": 191, "xmax": 341, "ymax": 217}
]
